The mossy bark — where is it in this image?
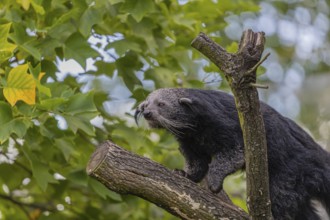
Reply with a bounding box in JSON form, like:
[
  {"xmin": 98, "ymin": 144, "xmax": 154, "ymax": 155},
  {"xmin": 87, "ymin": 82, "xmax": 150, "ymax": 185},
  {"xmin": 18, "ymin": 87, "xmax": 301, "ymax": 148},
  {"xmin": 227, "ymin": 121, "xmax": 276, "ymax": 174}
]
[
  {"xmin": 87, "ymin": 141, "xmax": 249, "ymax": 220},
  {"xmin": 191, "ymin": 30, "xmax": 272, "ymax": 220}
]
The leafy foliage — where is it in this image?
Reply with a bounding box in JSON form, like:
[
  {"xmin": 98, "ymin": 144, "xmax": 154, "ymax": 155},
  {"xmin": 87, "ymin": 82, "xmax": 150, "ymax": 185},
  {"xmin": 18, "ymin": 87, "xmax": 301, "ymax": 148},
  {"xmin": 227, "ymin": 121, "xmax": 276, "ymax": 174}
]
[
  {"xmin": 3, "ymin": 64, "xmax": 36, "ymax": 106},
  {"xmin": 2, "ymin": 0, "xmax": 327, "ymax": 219}
]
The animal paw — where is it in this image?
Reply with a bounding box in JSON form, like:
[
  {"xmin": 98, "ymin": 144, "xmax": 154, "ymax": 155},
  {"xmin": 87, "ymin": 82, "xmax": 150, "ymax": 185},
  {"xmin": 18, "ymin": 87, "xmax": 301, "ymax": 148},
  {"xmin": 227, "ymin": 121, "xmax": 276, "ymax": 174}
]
[{"xmin": 207, "ymin": 174, "xmax": 223, "ymax": 193}]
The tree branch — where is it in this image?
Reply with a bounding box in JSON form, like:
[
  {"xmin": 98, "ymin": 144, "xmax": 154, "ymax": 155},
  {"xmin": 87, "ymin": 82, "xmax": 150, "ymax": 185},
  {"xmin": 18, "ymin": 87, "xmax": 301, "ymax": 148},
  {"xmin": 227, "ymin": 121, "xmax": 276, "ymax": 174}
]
[
  {"xmin": 0, "ymin": 193, "xmax": 55, "ymax": 212},
  {"xmin": 191, "ymin": 30, "xmax": 272, "ymax": 220},
  {"xmin": 87, "ymin": 141, "xmax": 250, "ymax": 220}
]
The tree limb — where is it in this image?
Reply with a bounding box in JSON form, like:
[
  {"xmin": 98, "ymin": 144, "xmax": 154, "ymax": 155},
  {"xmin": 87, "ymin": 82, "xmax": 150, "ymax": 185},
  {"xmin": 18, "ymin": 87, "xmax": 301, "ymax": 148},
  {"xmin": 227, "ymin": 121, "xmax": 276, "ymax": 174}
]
[
  {"xmin": 0, "ymin": 193, "xmax": 55, "ymax": 211},
  {"xmin": 87, "ymin": 141, "xmax": 250, "ymax": 220},
  {"xmin": 191, "ymin": 30, "xmax": 272, "ymax": 220}
]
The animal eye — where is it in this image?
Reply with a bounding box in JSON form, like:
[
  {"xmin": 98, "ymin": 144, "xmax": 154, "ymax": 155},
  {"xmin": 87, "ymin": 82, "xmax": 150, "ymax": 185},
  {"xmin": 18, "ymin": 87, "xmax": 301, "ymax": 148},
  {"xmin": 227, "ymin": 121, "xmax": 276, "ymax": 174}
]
[{"xmin": 158, "ymin": 102, "xmax": 165, "ymax": 107}]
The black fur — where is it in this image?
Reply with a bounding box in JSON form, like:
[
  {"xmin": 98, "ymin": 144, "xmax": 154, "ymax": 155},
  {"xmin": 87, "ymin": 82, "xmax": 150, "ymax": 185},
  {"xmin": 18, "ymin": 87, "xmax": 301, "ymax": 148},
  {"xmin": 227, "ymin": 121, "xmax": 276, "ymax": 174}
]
[{"xmin": 135, "ymin": 88, "xmax": 330, "ymax": 220}]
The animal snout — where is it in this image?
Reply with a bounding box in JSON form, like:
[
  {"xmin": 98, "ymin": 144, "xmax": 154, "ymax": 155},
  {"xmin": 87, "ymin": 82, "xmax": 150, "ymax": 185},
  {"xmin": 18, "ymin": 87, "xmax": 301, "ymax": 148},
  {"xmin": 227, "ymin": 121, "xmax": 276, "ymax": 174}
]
[{"xmin": 143, "ymin": 110, "xmax": 152, "ymax": 119}]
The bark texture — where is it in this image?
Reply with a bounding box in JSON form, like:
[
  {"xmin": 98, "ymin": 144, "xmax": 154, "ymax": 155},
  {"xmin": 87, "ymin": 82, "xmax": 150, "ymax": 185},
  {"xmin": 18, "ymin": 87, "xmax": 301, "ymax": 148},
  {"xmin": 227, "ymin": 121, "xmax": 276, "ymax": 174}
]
[
  {"xmin": 87, "ymin": 141, "xmax": 249, "ymax": 220},
  {"xmin": 191, "ymin": 30, "xmax": 272, "ymax": 220}
]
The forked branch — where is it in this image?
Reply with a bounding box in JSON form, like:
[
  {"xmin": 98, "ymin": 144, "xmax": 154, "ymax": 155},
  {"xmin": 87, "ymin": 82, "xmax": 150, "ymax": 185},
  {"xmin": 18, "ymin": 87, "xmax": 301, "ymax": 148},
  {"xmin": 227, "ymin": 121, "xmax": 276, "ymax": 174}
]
[{"xmin": 192, "ymin": 30, "xmax": 272, "ymax": 220}]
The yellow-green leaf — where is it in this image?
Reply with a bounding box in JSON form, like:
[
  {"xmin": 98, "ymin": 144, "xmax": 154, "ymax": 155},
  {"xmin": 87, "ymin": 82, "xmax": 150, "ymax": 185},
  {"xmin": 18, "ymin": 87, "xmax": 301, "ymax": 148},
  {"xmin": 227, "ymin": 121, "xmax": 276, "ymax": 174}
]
[
  {"xmin": 226, "ymin": 42, "xmax": 238, "ymax": 53},
  {"xmin": 31, "ymin": 0, "xmax": 45, "ymax": 15},
  {"xmin": 36, "ymin": 72, "xmax": 51, "ymax": 97},
  {"xmin": 0, "ymin": 23, "xmax": 17, "ymax": 64},
  {"xmin": 3, "ymin": 64, "xmax": 36, "ymax": 106},
  {"xmin": 16, "ymin": 0, "xmax": 31, "ymax": 10}
]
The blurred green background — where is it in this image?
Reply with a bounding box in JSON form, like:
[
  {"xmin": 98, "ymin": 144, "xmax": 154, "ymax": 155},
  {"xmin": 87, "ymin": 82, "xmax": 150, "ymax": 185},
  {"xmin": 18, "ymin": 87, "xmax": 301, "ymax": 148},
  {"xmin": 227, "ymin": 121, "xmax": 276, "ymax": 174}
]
[{"xmin": 0, "ymin": 0, "xmax": 329, "ymax": 219}]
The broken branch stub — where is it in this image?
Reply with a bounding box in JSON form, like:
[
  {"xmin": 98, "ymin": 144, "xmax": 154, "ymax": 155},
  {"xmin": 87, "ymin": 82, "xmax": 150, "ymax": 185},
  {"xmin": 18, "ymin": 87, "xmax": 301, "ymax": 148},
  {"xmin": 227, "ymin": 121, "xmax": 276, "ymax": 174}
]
[{"xmin": 87, "ymin": 141, "xmax": 249, "ymax": 220}]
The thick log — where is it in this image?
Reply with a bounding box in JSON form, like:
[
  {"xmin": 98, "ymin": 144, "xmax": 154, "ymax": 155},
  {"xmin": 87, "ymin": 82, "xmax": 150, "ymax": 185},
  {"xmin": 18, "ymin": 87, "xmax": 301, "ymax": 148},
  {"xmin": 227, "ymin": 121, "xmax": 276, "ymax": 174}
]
[{"xmin": 87, "ymin": 141, "xmax": 249, "ymax": 220}]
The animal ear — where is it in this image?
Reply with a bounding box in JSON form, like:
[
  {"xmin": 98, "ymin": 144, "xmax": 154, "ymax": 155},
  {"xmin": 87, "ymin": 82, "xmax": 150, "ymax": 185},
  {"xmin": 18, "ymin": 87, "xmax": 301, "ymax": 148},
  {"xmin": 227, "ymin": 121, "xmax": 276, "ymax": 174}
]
[{"xmin": 179, "ymin": 97, "xmax": 193, "ymax": 105}]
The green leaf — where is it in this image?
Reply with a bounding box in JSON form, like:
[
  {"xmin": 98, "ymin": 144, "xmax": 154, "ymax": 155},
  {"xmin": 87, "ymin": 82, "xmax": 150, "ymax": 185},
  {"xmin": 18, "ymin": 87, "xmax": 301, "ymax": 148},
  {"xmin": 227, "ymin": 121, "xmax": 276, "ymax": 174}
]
[
  {"xmin": 28, "ymin": 63, "xmax": 52, "ymax": 97},
  {"xmin": 36, "ymin": 82, "xmax": 51, "ymax": 97},
  {"xmin": 121, "ymin": 0, "xmax": 155, "ymax": 22},
  {"xmin": 41, "ymin": 59, "xmax": 57, "ymax": 78},
  {"xmin": 111, "ymin": 123, "xmax": 150, "ymax": 151},
  {"xmin": 54, "ymin": 138, "xmax": 75, "ymax": 161},
  {"xmin": 89, "ymin": 178, "xmax": 122, "ymax": 201},
  {"xmin": 10, "ymin": 23, "xmax": 28, "ymax": 45},
  {"xmin": 10, "ymin": 24, "xmax": 42, "ymax": 60},
  {"xmin": 62, "ymin": 92, "xmax": 99, "ymax": 136},
  {"xmin": 0, "ymin": 118, "xmax": 31, "ymax": 144},
  {"xmin": 257, "ymin": 65, "xmax": 266, "ymax": 76},
  {"xmin": 93, "ymin": 61, "xmax": 115, "ymax": 76},
  {"xmin": 172, "ymin": 14, "xmax": 196, "ymax": 32},
  {"xmin": 171, "ymin": 50, "xmax": 201, "ymax": 77},
  {"xmin": 39, "ymin": 97, "xmax": 67, "ymax": 110},
  {"xmin": 48, "ymin": 22, "xmax": 77, "ymax": 42},
  {"xmin": 32, "ymin": 37, "xmax": 61, "ymax": 60},
  {"xmin": 79, "ymin": 6, "xmax": 105, "ymax": 37},
  {"xmin": 31, "ymin": 0, "xmax": 45, "ymax": 15},
  {"xmin": 144, "ymin": 67, "xmax": 178, "ymax": 88},
  {"xmin": 16, "ymin": 102, "xmax": 35, "ymax": 116},
  {"xmin": 131, "ymin": 86, "xmax": 150, "ymax": 103},
  {"xmin": 130, "ymin": 18, "xmax": 158, "ymax": 53},
  {"xmin": 226, "ymin": 42, "xmax": 238, "ymax": 53},
  {"xmin": 44, "ymin": 83, "xmax": 74, "ymax": 99},
  {"xmin": 116, "ymin": 51, "xmax": 143, "ymax": 90},
  {"xmin": 109, "ymin": 0, "xmax": 124, "ymax": 4},
  {"xmin": 65, "ymin": 92, "xmax": 97, "ymax": 114},
  {"xmin": 0, "ymin": 23, "xmax": 17, "ymax": 64},
  {"xmin": 16, "ymin": 0, "xmax": 31, "ymax": 10},
  {"xmin": 39, "ymin": 116, "xmax": 63, "ymax": 139},
  {"xmin": 0, "ymin": 101, "xmax": 13, "ymax": 124},
  {"xmin": 20, "ymin": 42, "xmax": 42, "ymax": 60},
  {"xmin": 109, "ymin": 39, "xmax": 142, "ymax": 56},
  {"xmin": 0, "ymin": 23, "xmax": 12, "ymax": 42},
  {"xmin": 0, "ymin": 50, "xmax": 13, "ymax": 64},
  {"xmin": 187, "ymin": 79, "xmax": 206, "ymax": 88},
  {"xmin": 48, "ymin": 2, "xmax": 86, "ymax": 41},
  {"xmin": 22, "ymin": 146, "xmax": 57, "ymax": 191},
  {"xmin": 67, "ymin": 169, "xmax": 88, "ymax": 187},
  {"xmin": 64, "ymin": 33, "xmax": 99, "ymax": 68},
  {"xmin": 63, "ymin": 113, "xmax": 96, "ymax": 136}
]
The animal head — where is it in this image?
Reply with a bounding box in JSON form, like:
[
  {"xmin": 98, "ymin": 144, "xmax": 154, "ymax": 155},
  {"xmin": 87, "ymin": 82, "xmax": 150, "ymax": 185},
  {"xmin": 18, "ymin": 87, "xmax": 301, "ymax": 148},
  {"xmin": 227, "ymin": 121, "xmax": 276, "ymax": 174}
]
[{"xmin": 134, "ymin": 89, "xmax": 195, "ymax": 136}]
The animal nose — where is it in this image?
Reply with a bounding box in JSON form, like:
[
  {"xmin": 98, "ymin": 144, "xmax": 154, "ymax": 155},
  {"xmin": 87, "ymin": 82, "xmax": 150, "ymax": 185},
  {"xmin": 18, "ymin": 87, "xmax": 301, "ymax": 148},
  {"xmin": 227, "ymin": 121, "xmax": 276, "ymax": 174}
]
[{"xmin": 143, "ymin": 110, "xmax": 152, "ymax": 119}]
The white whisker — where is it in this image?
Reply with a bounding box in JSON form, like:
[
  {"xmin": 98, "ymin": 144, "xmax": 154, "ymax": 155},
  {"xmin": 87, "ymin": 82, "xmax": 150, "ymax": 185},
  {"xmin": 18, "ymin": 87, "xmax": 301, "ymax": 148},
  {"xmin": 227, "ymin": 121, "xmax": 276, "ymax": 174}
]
[{"xmin": 157, "ymin": 115, "xmax": 196, "ymax": 137}]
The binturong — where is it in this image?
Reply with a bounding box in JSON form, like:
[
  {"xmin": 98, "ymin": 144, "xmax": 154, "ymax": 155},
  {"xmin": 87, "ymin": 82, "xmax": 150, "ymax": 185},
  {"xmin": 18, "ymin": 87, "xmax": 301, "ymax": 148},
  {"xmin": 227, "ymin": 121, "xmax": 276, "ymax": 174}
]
[{"xmin": 135, "ymin": 88, "xmax": 330, "ymax": 220}]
